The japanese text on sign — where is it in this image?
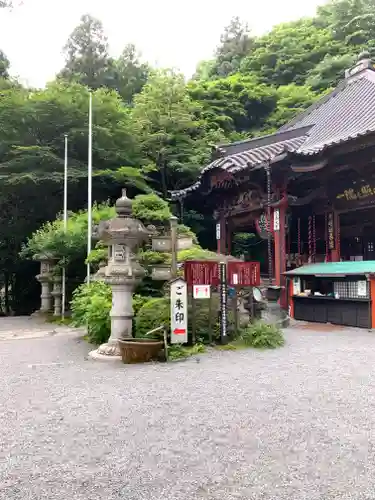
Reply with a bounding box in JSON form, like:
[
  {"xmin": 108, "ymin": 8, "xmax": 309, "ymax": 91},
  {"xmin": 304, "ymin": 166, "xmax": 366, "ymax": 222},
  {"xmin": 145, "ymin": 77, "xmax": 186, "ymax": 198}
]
[
  {"xmin": 184, "ymin": 261, "xmax": 219, "ymax": 286},
  {"xmin": 227, "ymin": 262, "xmax": 260, "ymax": 287},
  {"xmin": 219, "ymin": 262, "xmax": 227, "ymax": 341},
  {"xmin": 273, "ymin": 209, "xmax": 280, "ymax": 231},
  {"xmin": 170, "ymin": 278, "xmax": 188, "ymax": 344}
]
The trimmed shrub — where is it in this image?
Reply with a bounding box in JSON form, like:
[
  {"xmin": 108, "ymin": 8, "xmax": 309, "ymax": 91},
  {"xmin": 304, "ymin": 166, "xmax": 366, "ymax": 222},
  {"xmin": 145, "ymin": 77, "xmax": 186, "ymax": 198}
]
[
  {"xmin": 239, "ymin": 321, "xmax": 285, "ymax": 349},
  {"xmin": 135, "ymin": 295, "xmax": 220, "ymax": 342},
  {"xmin": 135, "ymin": 297, "xmax": 170, "ymax": 338}
]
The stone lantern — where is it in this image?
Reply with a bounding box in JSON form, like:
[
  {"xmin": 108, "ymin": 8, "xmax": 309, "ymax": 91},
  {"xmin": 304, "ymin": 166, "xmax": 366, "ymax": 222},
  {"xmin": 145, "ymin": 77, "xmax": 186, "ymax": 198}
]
[
  {"xmin": 33, "ymin": 253, "xmax": 56, "ymax": 315},
  {"xmin": 89, "ymin": 189, "xmax": 149, "ymax": 360},
  {"xmin": 51, "ymin": 274, "xmax": 62, "ymax": 316}
]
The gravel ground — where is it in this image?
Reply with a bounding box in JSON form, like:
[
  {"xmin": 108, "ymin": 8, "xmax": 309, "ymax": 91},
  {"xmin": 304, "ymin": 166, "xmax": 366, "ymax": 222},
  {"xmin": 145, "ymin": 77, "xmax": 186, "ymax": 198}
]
[{"xmin": 2, "ymin": 322, "xmax": 375, "ymax": 499}]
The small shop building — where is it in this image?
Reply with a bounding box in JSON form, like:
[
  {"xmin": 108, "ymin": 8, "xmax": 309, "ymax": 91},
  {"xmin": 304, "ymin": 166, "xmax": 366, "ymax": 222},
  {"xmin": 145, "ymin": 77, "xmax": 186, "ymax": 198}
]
[{"xmin": 172, "ymin": 52, "xmax": 375, "ymax": 328}]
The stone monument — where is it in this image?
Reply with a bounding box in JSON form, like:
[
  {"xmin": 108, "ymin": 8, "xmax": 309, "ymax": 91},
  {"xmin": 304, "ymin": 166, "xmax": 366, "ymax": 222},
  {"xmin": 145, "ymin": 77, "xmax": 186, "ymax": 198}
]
[{"xmin": 89, "ymin": 189, "xmax": 149, "ymax": 360}]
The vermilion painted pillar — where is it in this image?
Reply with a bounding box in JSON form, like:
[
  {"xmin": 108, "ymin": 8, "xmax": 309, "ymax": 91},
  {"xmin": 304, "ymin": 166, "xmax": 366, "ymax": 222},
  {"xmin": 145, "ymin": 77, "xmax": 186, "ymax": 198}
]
[
  {"xmin": 273, "ymin": 196, "xmax": 288, "ymax": 309},
  {"xmin": 273, "ymin": 202, "xmax": 287, "ymax": 287},
  {"xmin": 226, "ymin": 223, "xmax": 232, "ymax": 256}
]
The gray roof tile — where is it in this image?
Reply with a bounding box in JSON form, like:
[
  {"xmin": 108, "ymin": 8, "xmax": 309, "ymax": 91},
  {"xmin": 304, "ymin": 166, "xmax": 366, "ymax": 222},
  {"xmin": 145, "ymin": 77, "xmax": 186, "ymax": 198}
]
[{"xmin": 281, "ymin": 70, "xmax": 375, "ymax": 154}]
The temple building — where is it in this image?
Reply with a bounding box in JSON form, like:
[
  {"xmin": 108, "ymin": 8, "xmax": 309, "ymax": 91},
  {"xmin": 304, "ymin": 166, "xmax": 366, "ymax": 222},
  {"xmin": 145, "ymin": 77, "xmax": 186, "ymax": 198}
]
[{"xmin": 172, "ymin": 52, "xmax": 375, "ymax": 325}]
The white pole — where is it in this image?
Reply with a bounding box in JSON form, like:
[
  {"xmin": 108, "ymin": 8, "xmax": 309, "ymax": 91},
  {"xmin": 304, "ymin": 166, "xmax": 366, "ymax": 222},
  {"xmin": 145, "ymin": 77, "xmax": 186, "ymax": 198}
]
[
  {"xmin": 87, "ymin": 92, "xmax": 93, "ymax": 284},
  {"xmin": 61, "ymin": 134, "xmax": 68, "ymax": 319}
]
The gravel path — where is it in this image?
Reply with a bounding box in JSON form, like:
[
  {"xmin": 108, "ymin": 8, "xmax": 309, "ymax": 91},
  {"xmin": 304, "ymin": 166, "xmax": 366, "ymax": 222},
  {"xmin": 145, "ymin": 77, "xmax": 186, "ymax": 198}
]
[{"xmin": 1, "ymin": 320, "xmax": 375, "ymax": 499}]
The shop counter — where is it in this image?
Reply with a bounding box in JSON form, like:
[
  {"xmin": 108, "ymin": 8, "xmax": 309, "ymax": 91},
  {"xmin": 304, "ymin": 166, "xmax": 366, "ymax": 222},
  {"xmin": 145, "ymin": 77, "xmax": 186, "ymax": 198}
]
[{"xmin": 285, "ymin": 261, "xmax": 375, "ymax": 329}]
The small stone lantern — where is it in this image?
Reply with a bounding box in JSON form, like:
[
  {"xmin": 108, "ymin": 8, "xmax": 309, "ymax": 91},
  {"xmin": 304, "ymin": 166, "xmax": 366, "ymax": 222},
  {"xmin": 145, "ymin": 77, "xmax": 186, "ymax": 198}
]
[
  {"xmin": 89, "ymin": 189, "xmax": 149, "ymax": 360},
  {"xmin": 33, "ymin": 253, "xmax": 56, "ymax": 315},
  {"xmin": 51, "ymin": 274, "xmax": 62, "ymax": 316}
]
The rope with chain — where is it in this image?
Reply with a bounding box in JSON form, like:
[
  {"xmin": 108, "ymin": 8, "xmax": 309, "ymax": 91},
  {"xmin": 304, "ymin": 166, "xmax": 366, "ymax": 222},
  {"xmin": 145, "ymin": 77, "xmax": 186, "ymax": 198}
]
[
  {"xmin": 325, "ymin": 212, "xmax": 329, "ymax": 262},
  {"xmin": 308, "ymin": 215, "xmax": 312, "ymax": 263},
  {"xmin": 312, "ymin": 214, "xmax": 316, "ymax": 263},
  {"xmin": 266, "ymin": 164, "xmax": 273, "ymax": 284},
  {"xmin": 297, "ymin": 217, "xmax": 301, "ymax": 261}
]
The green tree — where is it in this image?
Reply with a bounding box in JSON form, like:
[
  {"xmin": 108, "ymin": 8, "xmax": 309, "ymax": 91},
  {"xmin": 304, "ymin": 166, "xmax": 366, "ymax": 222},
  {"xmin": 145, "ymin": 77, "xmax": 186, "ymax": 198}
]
[
  {"xmin": 262, "ymin": 84, "xmax": 319, "ymax": 132},
  {"xmin": 59, "ymin": 14, "xmax": 112, "ymax": 89},
  {"xmin": 110, "ymin": 44, "xmax": 150, "ymax": 103},
  {"xmin": 306, "ymin": 53, "xmax": 356, "ymax": 91},
  {"xmin": 211, "ymin": 17, "xmax": 254, "ymax": 78},
  {"xmin": 192, "ymin": 60, "xmax": 216, "ymax": 81},
  {"xmin": 0, "ymin": 50, "xmax": 9, "ymax": 78},
  {"xmin": 240, "ymin": 19, "xmax": 340, "ymax": 86},
  {"xmin": 317, "ymin": 0, "xmax": 375, "ymax": 45},
  {"xmin": 131, "ymin": 69, "xmax": 223, "ymax": 197},
  {"xmin": 0, "ymin": 80, "xmax": 141, "ymax": 183},
  {"xmin": 188, "ymin": 74, "xmax": 277, "ymax": 134}
]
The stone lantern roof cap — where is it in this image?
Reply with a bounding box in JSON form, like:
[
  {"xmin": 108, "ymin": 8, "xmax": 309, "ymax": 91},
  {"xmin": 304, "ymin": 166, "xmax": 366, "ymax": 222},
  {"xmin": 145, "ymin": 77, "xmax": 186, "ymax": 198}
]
[{"xmin": 115, "ymin": 188, "xmax": 132, "ymax": 217}]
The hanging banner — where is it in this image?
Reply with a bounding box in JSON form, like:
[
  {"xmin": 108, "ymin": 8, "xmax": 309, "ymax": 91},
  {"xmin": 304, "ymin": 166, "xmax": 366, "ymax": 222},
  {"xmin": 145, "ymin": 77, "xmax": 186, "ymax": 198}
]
[
  {"xmin": 273, "ymin": 208, "xmax": 280, "ymax": 231},
  {"xmin": 170, "ymin": 278, "xmax": 188, "ymax": 344},
  {"xmin": 216, "ymin": 223, "xmax": 221, "ymax": 241},
  {"xmin": 255, "ymin": 211, "xmax": 274, "ymax": 240}
]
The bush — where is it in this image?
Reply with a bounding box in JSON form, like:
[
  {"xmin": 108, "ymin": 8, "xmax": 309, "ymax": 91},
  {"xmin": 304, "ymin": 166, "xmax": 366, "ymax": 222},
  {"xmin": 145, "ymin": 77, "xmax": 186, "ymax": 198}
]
[
  {"xmin": 135, "ymin": 295, "xmax": 220, "ymax": 342},
  {"xmin": 20, "ymin": 202, "xmax": 115, "ymax": 267},
  {"xmin": 135, "ymin": 297, "xmax": 170, "ymax": 338},
  {"xmin": 71, "ymin": 281, "xmax": 112, "ymax": 345},
  {"xmin": 132, "ymin": 193, "xmax": 171, "ymax": 225},
  {"xmin": 239, "ymin": 321, "xmax": 285, "ymax": 349}
]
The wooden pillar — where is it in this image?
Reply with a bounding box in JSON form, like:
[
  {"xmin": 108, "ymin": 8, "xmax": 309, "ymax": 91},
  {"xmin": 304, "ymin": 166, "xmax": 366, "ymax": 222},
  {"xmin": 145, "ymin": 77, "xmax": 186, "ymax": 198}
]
[
  {"xmin": 226, "ymin": 222, "xmax": 232, "ymax": 256},
  {"xmin": 216, "ymin": 216, "xmax": 227, "ymax": 255}
]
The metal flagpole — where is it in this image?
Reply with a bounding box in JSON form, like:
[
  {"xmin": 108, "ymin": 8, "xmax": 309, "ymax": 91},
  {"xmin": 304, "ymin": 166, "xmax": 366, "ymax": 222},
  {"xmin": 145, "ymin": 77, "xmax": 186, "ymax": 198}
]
[
  {"xmin": 87, "ymin": 91, "xmax": 93, "ymax": 284},
  {"xmin": 61, "ymin": 134, "xmax": 68, "ymax": 318}
]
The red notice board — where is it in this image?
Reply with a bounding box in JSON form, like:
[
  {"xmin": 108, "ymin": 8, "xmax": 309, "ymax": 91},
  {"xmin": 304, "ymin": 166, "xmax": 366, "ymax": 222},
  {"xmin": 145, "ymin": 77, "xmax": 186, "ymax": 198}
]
[
  {"xmin": 227, "ymin": 261, "xmax": 260, "ymax": 287},
  {"xmin": 184, "ymin": 261, "xmax": 220, "ymax": 286}
]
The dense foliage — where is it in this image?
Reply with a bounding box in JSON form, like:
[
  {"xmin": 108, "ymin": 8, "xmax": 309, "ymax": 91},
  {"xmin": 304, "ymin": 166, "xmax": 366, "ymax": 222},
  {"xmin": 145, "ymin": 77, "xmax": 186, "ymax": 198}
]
[{"xmin": 0, "ymin": 0, "xmax": 373, "ymax": 312}]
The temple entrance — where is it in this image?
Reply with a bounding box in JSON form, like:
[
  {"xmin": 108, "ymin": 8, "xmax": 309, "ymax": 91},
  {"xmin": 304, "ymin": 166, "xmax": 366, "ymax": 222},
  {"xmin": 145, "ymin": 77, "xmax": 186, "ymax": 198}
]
[{"xmin": 340, "ymin": 207, "xmax": 375, "ymax": 261}]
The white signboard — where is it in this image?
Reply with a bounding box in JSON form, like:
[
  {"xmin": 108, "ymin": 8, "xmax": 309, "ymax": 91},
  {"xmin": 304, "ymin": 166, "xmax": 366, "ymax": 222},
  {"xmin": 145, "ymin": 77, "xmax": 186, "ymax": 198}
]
[
  {"xmin": 216, "ymin": 223, "xmax": 221, "ymax": 241},
  {"xmin": 273, "ymin": 209, "xmax": 280, "ymax": 231},
  {"xmin": 357, "ymin": 280, "xmax": 367, "ymax": 297},
  {"xmin": 193, "ymin": 285, "xmax": 211, "ymax": 299},
  {"xmin": 293, "ymin": 277, "xmax": 301, "ymax": 295},
  {"xmin": 170, "ymin": 278, "xmax": 188, "ymax": 344}
]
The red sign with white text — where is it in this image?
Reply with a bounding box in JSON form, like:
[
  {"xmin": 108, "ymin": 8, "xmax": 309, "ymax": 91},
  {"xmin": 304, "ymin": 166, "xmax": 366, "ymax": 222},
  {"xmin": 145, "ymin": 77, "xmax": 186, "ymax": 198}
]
[
  {"xmin": 227, "ymin": 261, "xmax": 260, "ymax": 287},
  {"xmin": 184, "ymin": 261, "xmax": 219, "ymax": 286}
]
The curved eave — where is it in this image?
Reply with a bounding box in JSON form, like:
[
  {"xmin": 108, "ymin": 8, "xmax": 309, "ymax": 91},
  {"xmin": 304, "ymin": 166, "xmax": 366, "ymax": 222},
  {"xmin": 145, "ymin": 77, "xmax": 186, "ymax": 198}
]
[{"xmin": 171, "ymin": 135, "xmax": 308, "ymax": 201}]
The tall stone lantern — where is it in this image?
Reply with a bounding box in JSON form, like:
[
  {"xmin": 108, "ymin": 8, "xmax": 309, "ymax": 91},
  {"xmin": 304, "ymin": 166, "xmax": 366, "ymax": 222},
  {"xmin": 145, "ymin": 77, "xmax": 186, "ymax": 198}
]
[
  {"xmin": 33, "ymin": 253, "xmax": 56, "ymax": 315},
  {"xmin": 89, "ymin": 189, "xmax": 149, "ymax": 360}
]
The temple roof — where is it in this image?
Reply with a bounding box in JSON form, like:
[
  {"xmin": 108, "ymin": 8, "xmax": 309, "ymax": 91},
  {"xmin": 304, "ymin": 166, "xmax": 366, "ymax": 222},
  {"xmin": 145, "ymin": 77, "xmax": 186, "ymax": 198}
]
[
  {"xmin": 172, "ymin": 52, "xmax": 375, "ymax": 200},
  {"xmin": 280, "ymin": 55, "xmax": 375, "ymax": 155}
]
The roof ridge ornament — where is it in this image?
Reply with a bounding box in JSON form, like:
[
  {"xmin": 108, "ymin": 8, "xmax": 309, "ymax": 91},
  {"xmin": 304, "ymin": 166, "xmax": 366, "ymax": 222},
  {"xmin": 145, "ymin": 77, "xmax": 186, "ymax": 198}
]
[{"xmin": 345, "ymin": 49, "xmax": 375, "ymax": 80}]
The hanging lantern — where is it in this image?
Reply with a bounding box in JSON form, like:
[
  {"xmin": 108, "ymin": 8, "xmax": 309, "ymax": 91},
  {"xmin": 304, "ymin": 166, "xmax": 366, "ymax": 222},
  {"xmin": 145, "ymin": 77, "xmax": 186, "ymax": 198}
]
[{"xmin": 255, "ymin": 211, "xmax": 274, "ymax": 240}]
